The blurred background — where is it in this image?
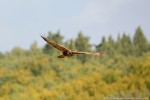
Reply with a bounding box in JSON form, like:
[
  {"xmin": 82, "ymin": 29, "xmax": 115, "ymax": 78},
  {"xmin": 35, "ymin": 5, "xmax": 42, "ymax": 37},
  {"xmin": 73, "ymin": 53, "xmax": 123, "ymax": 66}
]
[{"xmin": 0, "ymin": 0, "xmax": 150, "ymax": 100}]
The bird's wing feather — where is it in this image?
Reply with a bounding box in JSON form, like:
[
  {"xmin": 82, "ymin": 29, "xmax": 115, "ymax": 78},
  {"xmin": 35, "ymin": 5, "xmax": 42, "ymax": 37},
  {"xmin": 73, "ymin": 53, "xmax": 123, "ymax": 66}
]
[
  {"xmin": 41, "ymin": 36, "xmax": 70, "ymax": 52},
  {"xmin": 73, "ymin": 51, "xmax": 104, "ymax": 56}
]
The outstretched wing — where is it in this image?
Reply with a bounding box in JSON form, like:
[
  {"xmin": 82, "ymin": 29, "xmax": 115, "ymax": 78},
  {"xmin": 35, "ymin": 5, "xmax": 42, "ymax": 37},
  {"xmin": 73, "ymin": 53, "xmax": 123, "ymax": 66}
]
[
  {"xmin": 72, "ymin": 51, "xmax": 104, "ymax": 56},
  {"xmin": 41, "ymin": 36, "xmax": 70, "ymax": 52}
]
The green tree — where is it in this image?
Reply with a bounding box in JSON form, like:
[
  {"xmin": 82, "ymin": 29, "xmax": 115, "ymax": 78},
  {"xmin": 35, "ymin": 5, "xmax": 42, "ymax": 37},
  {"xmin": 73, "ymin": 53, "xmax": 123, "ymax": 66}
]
[
  {"xmin": 108, "ymin": 35, "xmax": 115, "ymax": 47},
  {"xmin": 30, "ymin": 41, "xmax": 41, "ymax": 55},
  {"xmin": 133, "ymin": 26, "xmax": 148, "ymax": 56},
  {"xmin": 11, "ymin": 47, "xmax": 24, "ymax": 57},
  {"xmin": 75, "ymin": 31, "xmax": 91, "ymax": 63},
  {"xmin": 0, "ymin": 52, "xmax": 4, "ymax": 59},
  {"xmin": 107, "ymin": 35, "xmax": 116, "ymax": 56},
  {"xmin": 96, "ymin": 36, "xmax": 106, "ymax": 51},
  {"xmin": 120, "ymin": 33, "xmax": 134, "ymax": 55},
  {"xmin": 65, "ymin": 39, "xmax": 76, "ymax": 50},
  {"xmin": 116, "ymin": 33, "xmax": 122, "ymax": 53}
]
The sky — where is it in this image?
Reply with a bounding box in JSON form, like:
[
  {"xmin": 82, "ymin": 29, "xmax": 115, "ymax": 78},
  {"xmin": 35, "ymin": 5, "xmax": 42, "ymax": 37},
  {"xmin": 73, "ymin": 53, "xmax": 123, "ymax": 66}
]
[{"xmin": 0, "ymin": 0, "xmax": 150, "ymax": 52}]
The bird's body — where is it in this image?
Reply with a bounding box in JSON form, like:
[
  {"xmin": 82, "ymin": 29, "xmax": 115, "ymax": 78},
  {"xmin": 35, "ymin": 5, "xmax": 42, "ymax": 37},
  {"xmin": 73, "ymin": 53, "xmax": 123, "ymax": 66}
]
[{"xmin": 41, "ymin": 36, "xmax": 103, "ymax": 58}]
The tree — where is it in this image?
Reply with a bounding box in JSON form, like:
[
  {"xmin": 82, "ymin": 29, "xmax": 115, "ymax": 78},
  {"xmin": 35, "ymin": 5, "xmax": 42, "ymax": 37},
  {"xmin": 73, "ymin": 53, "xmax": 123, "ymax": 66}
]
[
  {"xmin": 96, "ymin": 36, "xmax": 106, "ymax": 51},
  {"xmin": 120, "ymin": 33, "xmax": 134, "ymax": 55},
  {"xmin": 65, "ymin": 39, "xmax": 76, "ymax": 50},
  {"xmin": 116, "ymin": 33, "xmax": 122, "ymax": 53},
  {"xmin": 11, "ymin": 47, "xmax": 24, "ymax": 57},
  {"xmin": 30, "ymin": 41, "xmax": 41, "ymax": 55},
  {"xmin": 108, "ymin": 35, "xmax": 115, "ymax": 47},
  {"xmin": 107, "ymin": 35, "xmax": 116, "ymax": 56},
  {"xmin": 75, "ymin": 31, "xmax": 91, "ymax": 63},
  {"xmin": 133, "ymin": 26, "xmax": 148, "ymax": 56},
  {"xmin": 0, "ymin": 52, "xmax": 4, "ymax": 59}
]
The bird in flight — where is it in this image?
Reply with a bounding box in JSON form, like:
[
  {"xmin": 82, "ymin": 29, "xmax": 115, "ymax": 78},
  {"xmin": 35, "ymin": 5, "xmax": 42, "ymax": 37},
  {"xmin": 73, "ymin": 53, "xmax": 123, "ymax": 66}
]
[{"xmin": 41, "ymin": 36, "xmax": 103, "ymax": 58}]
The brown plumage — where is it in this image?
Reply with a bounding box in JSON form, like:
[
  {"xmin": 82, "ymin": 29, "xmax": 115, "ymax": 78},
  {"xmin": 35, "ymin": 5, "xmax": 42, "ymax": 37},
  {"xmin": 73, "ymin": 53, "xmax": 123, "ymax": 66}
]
[{"xmin": 41, "ymin": 36, "xmax": 103, "ymax": 58}]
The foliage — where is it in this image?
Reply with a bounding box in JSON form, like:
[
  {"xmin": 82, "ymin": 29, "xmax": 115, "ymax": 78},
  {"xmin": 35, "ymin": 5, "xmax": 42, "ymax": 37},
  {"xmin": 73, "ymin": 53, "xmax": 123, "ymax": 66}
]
[
  {"xmin": 133, "ymin": 26, "xmax": 149, "ymax": 56},
  {"xmin": 75, "ymin": 31, "xmax": 91, "ymax": 63},
  {"xmin": 0, "ymin": 26, "xmax": 149, "ymax": 100}
]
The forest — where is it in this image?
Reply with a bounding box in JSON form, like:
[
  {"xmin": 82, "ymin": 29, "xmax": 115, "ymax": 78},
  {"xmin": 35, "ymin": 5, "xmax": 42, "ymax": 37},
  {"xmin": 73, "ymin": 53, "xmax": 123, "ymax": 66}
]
[{"xmin": 0, "ymin": 26, "xmax": 150, "ymax": 100}]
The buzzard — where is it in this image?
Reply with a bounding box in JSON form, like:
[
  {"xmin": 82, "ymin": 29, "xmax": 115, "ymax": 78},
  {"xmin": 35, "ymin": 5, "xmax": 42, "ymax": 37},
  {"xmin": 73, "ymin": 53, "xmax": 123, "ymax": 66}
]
[{"xmin": 41, "ymin": 36, "xmax": 103, "ymax": 58}]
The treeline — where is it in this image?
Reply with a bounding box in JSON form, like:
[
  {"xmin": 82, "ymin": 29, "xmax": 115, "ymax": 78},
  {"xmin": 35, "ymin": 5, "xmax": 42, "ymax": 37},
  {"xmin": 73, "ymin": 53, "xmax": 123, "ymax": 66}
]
[
  {"xmin": 42, "ymin": 26, "xmax": 150, "ymax": 63},
  {"xmin": 0, "ymin": 26, "xmax": 149, "ymax": 61},
  {"xmin": 0, "ymin": 26, "xmax": 149, "ymax": 100}
]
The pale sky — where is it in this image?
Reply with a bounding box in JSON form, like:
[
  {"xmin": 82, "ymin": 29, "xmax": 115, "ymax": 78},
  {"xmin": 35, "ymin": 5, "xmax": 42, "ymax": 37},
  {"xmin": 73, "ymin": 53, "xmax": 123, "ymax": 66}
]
[{"xmin": 0, "ymin": 0, "xmax": 150, "ymax": 52}]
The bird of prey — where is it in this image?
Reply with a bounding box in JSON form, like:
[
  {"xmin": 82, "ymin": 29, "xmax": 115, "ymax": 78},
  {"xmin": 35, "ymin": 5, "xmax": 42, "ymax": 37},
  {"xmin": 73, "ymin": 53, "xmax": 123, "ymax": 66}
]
[{"xmin": 41, "ymin": 36, "xmax": 103, "ymax": 58}]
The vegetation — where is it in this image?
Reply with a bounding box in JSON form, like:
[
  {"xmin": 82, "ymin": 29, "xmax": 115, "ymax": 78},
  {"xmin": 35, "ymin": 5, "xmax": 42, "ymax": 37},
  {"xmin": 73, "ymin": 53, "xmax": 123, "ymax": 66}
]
[{"xmin": 0, "ymin": 26, "xmax": 149, "ymax": 100}]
